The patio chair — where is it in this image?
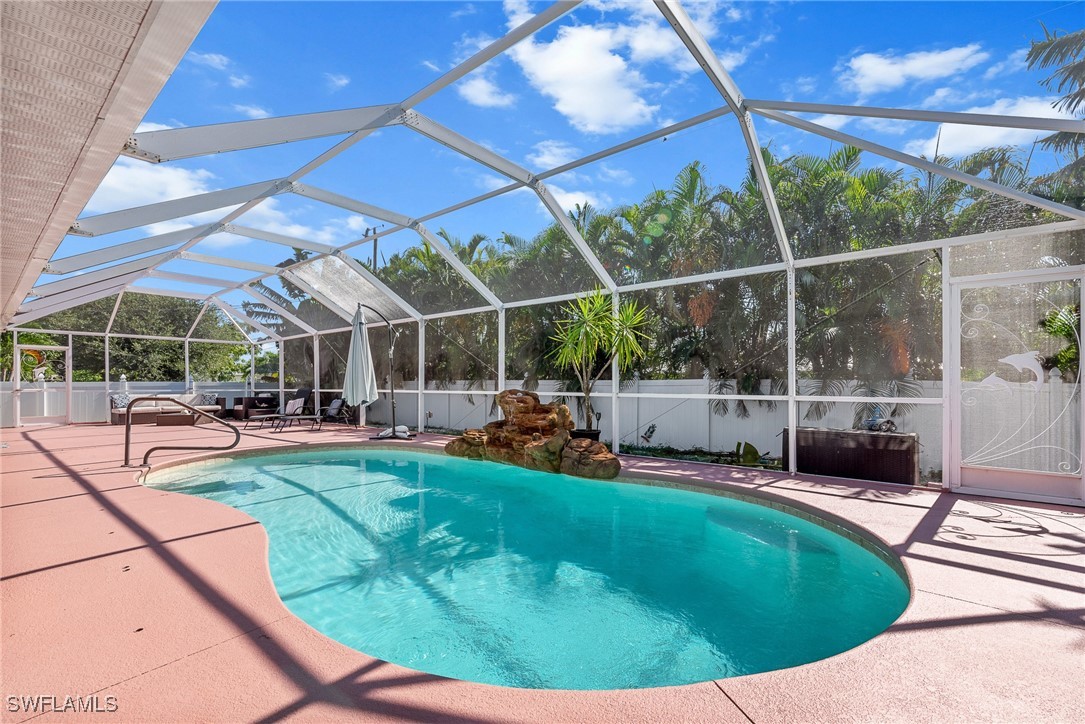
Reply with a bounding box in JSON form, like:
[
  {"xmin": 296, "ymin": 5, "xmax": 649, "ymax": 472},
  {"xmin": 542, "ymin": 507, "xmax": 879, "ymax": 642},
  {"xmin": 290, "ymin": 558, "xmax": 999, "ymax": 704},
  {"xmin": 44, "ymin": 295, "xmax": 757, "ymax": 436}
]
[
  {"xmin": 318, "ymin": 398, "xmax": 358, "ymax": 428},
  {"xmin": 246, "ymin": 388, "xmax": 312, "ymax": 429},
  {"xmin": 273, "ymin": 397, "xmax": 355, "ymax": 432}
]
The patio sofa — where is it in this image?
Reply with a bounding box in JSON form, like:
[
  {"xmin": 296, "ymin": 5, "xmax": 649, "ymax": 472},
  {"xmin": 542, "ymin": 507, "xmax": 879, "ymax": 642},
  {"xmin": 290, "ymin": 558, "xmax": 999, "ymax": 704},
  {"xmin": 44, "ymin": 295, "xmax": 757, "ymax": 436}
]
[{"xmin": 108, "ymin": 392, "xmax": 225, "ymax": 425}]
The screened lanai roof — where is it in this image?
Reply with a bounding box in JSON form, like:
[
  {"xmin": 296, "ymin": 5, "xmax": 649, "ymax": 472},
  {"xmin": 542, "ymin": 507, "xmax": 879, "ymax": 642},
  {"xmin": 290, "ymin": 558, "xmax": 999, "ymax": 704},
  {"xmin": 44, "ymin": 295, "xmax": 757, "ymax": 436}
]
[{"xmin": 4, "ymin": 0, "xmax": 1083, "ymax": 342}]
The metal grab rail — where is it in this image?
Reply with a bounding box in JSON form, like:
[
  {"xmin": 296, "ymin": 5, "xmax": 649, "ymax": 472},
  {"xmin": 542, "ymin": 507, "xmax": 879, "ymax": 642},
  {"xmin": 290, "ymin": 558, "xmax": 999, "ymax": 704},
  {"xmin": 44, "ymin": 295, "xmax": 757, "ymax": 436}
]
[{"xmin": 123, "ymin": 396, "xmax": 241, "ymax": 467}]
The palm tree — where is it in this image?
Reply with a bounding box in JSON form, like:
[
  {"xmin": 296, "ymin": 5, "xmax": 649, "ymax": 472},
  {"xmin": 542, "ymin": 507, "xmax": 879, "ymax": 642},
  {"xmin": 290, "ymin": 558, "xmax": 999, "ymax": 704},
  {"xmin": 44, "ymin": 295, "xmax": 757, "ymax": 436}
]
[{"xmin": 1027, "ymin": 25, "xmax": 1085, "ymax": 180}]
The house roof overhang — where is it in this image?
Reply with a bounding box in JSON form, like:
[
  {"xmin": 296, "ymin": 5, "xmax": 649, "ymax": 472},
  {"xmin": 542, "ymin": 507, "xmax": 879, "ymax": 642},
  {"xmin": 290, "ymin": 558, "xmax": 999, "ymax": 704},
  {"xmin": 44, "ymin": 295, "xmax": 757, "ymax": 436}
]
[{"xmin": 0, "ymin": 0, "xmax": 217, "ymax": 329}]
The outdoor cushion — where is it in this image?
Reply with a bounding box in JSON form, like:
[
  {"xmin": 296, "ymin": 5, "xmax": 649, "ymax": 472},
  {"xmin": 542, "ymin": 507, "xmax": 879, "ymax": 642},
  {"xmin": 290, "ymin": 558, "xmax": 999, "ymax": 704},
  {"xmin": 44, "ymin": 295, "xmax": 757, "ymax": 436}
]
[
  {"xmin": 109, "ymin": 395, "xmax": 222, "ymax": 424},
  {"xmin": 109, "ymin": 393, "xmax": 132, "ymax": 409}
]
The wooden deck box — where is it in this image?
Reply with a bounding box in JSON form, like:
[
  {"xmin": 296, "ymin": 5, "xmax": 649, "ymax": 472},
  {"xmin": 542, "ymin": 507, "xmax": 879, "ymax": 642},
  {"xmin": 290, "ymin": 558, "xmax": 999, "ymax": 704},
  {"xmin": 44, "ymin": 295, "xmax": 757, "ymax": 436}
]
[{"xmin": 782, "ymin": 427, "xmax": 920, "ymax": 486}]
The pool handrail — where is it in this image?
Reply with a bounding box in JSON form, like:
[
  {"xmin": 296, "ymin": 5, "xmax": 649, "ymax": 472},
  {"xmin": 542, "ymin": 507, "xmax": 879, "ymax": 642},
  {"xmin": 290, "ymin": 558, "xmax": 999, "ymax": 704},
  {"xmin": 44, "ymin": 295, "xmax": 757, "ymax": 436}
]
[{"xmin": 122, "ymin": 396, "xmax": 241, "ymax": 467}]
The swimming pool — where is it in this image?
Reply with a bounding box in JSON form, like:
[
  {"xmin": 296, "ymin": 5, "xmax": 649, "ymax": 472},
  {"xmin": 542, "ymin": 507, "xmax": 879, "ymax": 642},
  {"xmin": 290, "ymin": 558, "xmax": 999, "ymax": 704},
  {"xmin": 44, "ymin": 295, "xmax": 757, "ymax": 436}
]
[{"xmin": 148, "ymin": 448, "xmax": 909, "ymax": 690}]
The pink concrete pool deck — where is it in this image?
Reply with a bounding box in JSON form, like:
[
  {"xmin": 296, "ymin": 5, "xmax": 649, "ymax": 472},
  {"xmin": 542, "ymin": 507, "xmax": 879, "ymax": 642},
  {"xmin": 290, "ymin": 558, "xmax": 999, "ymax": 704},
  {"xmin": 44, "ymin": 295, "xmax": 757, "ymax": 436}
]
[{"xmin": 1, "ymin": 423, "xmax": 1082, "ymax": 723}]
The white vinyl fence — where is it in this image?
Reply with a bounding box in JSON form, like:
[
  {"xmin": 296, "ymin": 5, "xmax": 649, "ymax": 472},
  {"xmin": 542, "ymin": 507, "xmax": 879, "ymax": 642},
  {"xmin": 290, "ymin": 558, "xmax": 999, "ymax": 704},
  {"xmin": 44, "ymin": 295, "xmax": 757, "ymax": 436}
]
[{"xmin": 4, "ymin": 377, "xmax": 1078, "ymax": 483}]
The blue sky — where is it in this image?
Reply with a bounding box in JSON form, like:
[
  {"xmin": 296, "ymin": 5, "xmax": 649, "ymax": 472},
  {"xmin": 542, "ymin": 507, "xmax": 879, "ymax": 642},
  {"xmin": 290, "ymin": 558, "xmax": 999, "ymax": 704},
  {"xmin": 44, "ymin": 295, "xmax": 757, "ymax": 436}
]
[{"xmin": 57, "ymin": 0, "xmax": 1083, "ymax": 297}]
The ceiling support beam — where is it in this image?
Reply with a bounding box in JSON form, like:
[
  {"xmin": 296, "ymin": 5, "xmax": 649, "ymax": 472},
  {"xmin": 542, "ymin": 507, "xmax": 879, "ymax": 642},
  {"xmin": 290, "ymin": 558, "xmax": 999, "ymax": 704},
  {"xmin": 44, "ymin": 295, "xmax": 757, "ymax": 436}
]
[
  {"xmin": 290, "ymin": 183, "xmax": 503, "ymax": 310},
  {"xmin": 755, "ymin": 108, "xmax": 1085, "ymax": 221},
  {"xmin": 29, "ymin": 251, "xmax": 175, "ymax": 297},
  {"xmin": 214, "ymin": 300, "xmax": 281, "ymax": 341},
  {"xmin": 123, "ymin": 104, "xmax": 404, "ymax": 163},
  {"xmin": 45, "ymin": 225, "xmax": 213, "ymax": 275},
  {"xmin": 790, "ymin": 218, "xmax": 1085, "ymax": 269},
  {"xmin": 291, "ymin": 184, "xmax": 414, "ymax": 227},
  {"xmin": 538, "ymin": 106, "xmax": 734, "ymax": 179},
  {"xmin": 215, "ymin": 301, "xmax": 258, "ymax": 342},
  {"xmin": 403, "ymin": 112, "xmax": 535, "ymax": 183},
  {"xmin": 10, "ymin": 284, "xmax": 130, "ymax": 326},
  {"xmin": 186, "ymin": 303, "xmax": 210, "ymax": 339},
  {"xmin": 655, "ymin": 1, "xmax": 795, "ymax": 268},
  {"xmin": 395, "ymin": 114, "xmax": 615, "ymax": 293},
  {"xmin": 19, "ymin": 272, "xmax": 145, "ymax": 314},
  {"xmin": 147, "ymin": 270, "xmax": 242, "ymax": 288},
  {"xmin": 223, "ymin": 224, "xmax": 338, "ymax": 254},
  {"xmin": 618, "ymin": 262, "xmax": 790, "ymax": 293},
  {"xmin": 413, "ymin": 224, "xmax": 504, "ymax": 310},
  {"xmin": 238, "ymin": 286, "xmax": 317, "ymax": 335},
  {"xmin": 532, "ymin": 182, "xmax": 617, "ymax": 292},
  {"xmin": 68, "ymin": 179, "xmax": 289, "ymax": 237},
  {"xmin": 178, "ymin": 251, "xmax": 280, "ymax": 275},
  {"xmin": 125, "ymin": 287, "xmax": 208, "ymax": 301},
  {"xmin": 744, "ymin": 99, "xmax": 1085, "ymax": 133}
]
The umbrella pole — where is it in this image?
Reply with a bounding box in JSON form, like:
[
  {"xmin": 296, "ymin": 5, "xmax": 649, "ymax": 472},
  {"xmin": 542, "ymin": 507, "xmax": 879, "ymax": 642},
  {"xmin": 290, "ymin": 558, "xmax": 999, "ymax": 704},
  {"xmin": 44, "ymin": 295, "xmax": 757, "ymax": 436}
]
[
  {"xmin": 387, "ymin": 328, "xmax": 396, "ymax": 433},
  {"xmin": 358, "ymin": 303, "xmax": 413, "ymax": 440}
]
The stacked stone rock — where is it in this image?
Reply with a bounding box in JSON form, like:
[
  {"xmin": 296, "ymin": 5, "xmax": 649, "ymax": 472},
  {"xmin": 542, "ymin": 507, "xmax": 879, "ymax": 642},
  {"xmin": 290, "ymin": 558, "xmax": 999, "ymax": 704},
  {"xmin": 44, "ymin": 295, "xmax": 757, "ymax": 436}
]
[{"xmin": 444, "ymin": 389, "xmax": 621, "ymax": 480}]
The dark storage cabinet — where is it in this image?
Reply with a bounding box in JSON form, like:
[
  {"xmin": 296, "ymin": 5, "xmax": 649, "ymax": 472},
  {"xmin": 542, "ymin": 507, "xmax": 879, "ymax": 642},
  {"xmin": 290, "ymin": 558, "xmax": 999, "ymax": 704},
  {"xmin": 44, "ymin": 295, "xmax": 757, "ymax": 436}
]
[{"xmin": 782, "ymin": 427, "xmax": 920, "ymax": 486}]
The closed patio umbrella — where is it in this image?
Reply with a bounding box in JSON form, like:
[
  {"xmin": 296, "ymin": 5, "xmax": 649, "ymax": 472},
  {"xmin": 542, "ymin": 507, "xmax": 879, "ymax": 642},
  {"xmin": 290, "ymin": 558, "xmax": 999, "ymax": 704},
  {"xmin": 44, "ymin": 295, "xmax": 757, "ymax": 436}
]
[{"xmin": 343, "ymin": 304, "xmax": 379, "ymax": 420}]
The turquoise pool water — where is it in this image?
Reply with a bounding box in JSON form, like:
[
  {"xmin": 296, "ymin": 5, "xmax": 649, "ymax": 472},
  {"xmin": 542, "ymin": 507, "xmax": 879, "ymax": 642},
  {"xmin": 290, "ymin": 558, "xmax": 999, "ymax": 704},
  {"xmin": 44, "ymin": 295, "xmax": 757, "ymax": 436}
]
[{"xmin": 148, "ymin": 449, "xmax": 909, "ymax": 689}]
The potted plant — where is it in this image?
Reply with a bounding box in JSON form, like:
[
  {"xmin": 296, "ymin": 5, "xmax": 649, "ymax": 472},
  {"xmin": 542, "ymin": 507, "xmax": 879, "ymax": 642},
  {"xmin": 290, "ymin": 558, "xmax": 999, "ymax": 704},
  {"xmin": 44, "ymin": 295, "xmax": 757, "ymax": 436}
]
[{"xmin": 551, "ymin": 290, "xmax": 648, "ymax": 440}]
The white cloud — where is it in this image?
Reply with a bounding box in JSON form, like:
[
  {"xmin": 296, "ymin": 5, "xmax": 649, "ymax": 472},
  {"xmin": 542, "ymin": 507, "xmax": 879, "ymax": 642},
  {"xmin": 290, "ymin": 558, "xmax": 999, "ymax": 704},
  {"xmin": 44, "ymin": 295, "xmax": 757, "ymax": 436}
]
[
  {"xmin": 597, "ymin": 163, "xmax": 634, "ymax": 185},
  {"xmin": 585, "ymin": 0, "xmax": 658, "ymax": 19},
  {"xmin": 195, "ymin": 231, "xmax": 251, "ymax": 250},
  {"xmin": 135, "ymin": 122, "xmax": 174, "ymax": 133},
  {"xmin": 233, "ymin": 104, "xmax": 271, "ymax": 119},
  {"xmin": 503, "ymin": 0, "xmax": 534, "ymax": 27},
  {"xmin": 712, "ymin": 31, "xmax": 775, "ymax": 73},
  {"xmin": 856, "ymin": 117, "xmax": 911, "ymax": 135},
  {"xmin": 920, "ymin": 86, "xmax": 988, "ymax": 109},
  {"xmin": 144, "ymin": 209, "xmax": 243, "ymax": 238},
  {"xmin": 85, "ymin": 158, "xmax": 215, "ymax": 214},
  {"xmin": 922, "ymin": 87, "xmax": 954, "ymax": 108},
  {"xmin": 903, "ymin": 96, "xmax": 1073, "ymax": 158},
  {"xmin": 453, "ymin": 32, "xmax": 517, "ymax": 108},
  {"xmin": 584, "ymin": 1, "xmax": 755, "ymax": 74},
  {"xmin": 457, "ymin": 73, "xmax": 517, "ymax": 108},
  {"xmin": 228, "ymin": 74, "xmax": 251, "ymax": 88},
  {"xmin": 527, "ymin": 140, "xmax": 580, "ymax": 169},
  {"xmin": 621, "ymin": 20, "xmax": 700, "ymax": 73},
  {"xmin": 237, "ymin": 198, "xmax": 353, "ymax": 245},
  {"xmin": 841, "ymin": 44, "xmax": 991, "ymax": 95},
  {"xmin": 422, "ymin": 59, "xmax": 441, "ymax": 72},
  {"xmin": 324, "ymin": 73, "xmax": 350, "ymax": 91},
  {"xmin": 81, "ymin": 158, "xmax": 370, "ymax": 248},
  {"xmin": 501, "ymin": 0, "xmax": 767, "ymax": 133},
  {"xmin": 450, "ymin": 3, "xmax": 477, "ymax": 18},
  {"xmin": 508, "ymin": 23, "xmax": 658, "ymax": 134},
  {"xmin": 717, "ymin": 49, "xmax": 751, "ymax": 72},
  {"xmin": 187, "ymin": 51, "xmax": 230, "ymax": 70},
  {"xmin": 794, "ymin": 75, "xmax": 817, "ymax": 94},
  {"xmin": 475, "ymin": 173, "xmax": 512, "ymax": 192},
  {"xmin": 454, "ymin": 31, "xmax": 496, "ymax": 62},
  {"xmin": 984, "ymin": 49, "xmax": 1028, "ymax": 80},
  {"xmin": 808, "ymin": 114, "xmax": 853, "ymax": 131},
  {"xmin": 547, "ymin": 183, "xmax": 610, "ymax": 212}
]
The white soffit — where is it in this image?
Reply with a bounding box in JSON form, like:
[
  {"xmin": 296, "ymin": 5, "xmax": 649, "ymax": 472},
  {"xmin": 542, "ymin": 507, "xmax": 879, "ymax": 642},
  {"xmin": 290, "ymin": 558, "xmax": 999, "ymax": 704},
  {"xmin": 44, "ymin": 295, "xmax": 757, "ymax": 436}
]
[{"xmin": 0, "ymin": 0, "xmax": 217, "ymax": 329}]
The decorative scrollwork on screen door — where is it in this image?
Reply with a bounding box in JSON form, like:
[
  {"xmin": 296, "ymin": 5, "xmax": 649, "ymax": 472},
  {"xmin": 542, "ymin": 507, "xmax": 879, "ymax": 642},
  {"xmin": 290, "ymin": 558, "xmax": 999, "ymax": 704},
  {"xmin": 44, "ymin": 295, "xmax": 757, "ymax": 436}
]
[{"xmin": 959, "ymin": 281, "xmax": 1081, "ymax": 475}]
